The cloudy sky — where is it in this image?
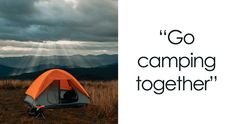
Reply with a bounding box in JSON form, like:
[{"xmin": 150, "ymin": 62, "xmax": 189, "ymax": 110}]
[{"xmin": 0, "ymin": 0, "xmax": 118, "ymax": 57}]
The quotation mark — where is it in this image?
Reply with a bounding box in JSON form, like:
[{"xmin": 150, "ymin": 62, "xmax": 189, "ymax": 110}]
[
  {"xmin": 210, "ymin": 76, "xmax": 217, "ymax": 82},
  {"xmin": 160, "ymin": 30, "xmax": 167, "ymax": 36}
]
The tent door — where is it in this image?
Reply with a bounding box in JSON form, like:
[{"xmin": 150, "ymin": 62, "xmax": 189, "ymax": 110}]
[
  {"xmin": 59, "ymin": 80, "xmax": 79, "ymax": 103},
  {"xmin": 46, "ymin": 80, "xmax": 60, "ymax": 104},
  {"xmin": 68, "ymin": 80, "xmax": 79, "ymax": 102}
]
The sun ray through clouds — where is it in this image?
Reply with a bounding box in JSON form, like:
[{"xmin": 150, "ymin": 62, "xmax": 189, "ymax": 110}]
[{"xmin": 5, "ymin": 40, "xmax": 117, "ymax": 76}]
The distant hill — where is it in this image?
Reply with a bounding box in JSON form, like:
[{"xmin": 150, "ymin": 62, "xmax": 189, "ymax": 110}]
[
  {"xmin": 0, "ymin": 54, "xmax": 118, "ymax": 69},
  {"xmin": 10, "ymin": 63, "xmax": 70, "ymax": 76},
  {"xmin": 0, "ymin": 54, "xmax": 118, "ymax": 80},
  {"xmin": 0, "ymin": 65, "xmax": 16, "ymax": 76},
  {"xmin": 0, "ymin": 63, "xmax": 118, "ymax": 80}
]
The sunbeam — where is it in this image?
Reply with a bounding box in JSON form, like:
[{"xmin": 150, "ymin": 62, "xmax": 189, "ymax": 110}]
[
  {"xmin": 5, "ymin": 40, "xmax": 117, "ymax": 76},
  {"xmin": 0, "ymin": 40, "xmax": 117, "ymax": 57}
]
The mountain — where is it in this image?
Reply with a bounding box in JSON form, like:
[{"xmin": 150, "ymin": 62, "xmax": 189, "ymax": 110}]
[
  {"xmin": 0, "ymin": 65, "xmax": 15, "ymax": 76},
  {"xmin": 0, "ymin": 54, "xmax": 118, "ymax": 80},
  {"xmin": 6, "ymin": 63, "xmax": 118, "ymax": 80},
  {"xmin": 10, "ymin": 63, "xmax": 69, "ymax": 76},
  {"xmin": 0, "ymin": 54, "xmax": 118, "ymax": 69}
]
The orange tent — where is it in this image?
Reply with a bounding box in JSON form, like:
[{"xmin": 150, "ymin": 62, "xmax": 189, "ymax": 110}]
[{"xmin": 26, "ymin": 69, "xmax": 90, "ymax": 100}]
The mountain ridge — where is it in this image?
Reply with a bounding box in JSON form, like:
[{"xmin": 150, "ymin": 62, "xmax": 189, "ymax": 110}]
[
  {"xmin": 5, "ymin": 63, "xmax": 118, "ymax": 80},
  {"xmin": 0, "ymin": 54, "xmax": 118, "ymax": 68}
]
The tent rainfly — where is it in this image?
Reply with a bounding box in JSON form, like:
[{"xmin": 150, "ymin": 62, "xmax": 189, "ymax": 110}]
[{"xmin": 24, "ymin": 69, "xmax": 90, "ymax": 109}]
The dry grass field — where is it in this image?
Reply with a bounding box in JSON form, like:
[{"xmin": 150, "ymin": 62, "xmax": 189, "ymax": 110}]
[{"xmin": 0, "ymin": 80, "xmax": 118, "ymax": 124}]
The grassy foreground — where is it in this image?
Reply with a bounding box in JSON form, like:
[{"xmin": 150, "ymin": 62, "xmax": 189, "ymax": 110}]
[{"xmin": 0, "ymin": 80, "xmax": 118, "ymax": 124}]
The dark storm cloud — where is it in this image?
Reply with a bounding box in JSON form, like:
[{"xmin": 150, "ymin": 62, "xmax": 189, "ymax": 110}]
[{"xmin": 0, "ymin": 0, "xmax": 118, "ymax": 41}]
